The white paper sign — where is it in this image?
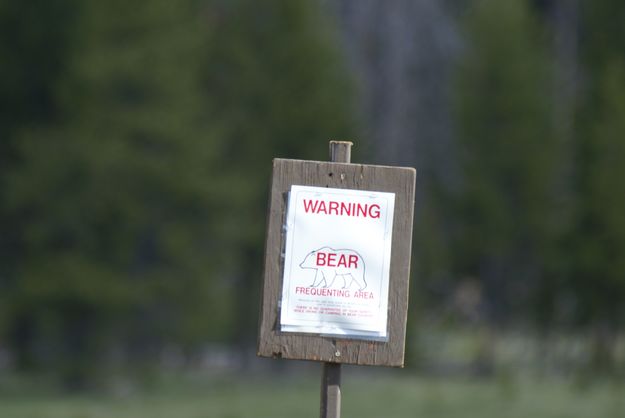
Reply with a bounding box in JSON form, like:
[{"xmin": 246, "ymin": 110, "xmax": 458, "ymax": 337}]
[{"xmin": 280, "ymin": 185, "xmax": 395, "ymax": 340}]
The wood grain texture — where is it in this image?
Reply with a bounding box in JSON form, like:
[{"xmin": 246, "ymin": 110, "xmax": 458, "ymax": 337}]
[{"xmin": 257, "ymin": 158, "xmax": 416, "ymax": 367}]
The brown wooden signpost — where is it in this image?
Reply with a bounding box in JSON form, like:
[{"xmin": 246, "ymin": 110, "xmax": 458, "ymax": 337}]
[{"xmin": 258, "ymin": 141, "xmax": 416, "ymax": 418}]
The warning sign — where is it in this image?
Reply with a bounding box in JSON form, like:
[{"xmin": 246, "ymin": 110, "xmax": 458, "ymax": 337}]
[{"xmin": 280, "ymin": 185, "xmax": 395, "ymax": 340}]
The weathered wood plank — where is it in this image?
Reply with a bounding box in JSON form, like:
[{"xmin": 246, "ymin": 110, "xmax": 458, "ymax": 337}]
[{"xmin": 258, "ymin": 158, "xmax": 416, "ymax": 367}]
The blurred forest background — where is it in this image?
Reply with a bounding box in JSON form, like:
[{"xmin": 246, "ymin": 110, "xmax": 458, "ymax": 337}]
[{"xmin": 1, "ymin": 0, "xmax": 625, "ymax": 392}]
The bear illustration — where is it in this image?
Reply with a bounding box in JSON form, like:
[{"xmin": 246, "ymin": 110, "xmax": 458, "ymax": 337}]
[{"xmin": 299, "ymin": 247, "xmax": 367, "ymax": 290}]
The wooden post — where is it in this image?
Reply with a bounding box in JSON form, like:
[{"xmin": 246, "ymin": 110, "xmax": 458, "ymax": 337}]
[
  {"xmin": 329, "ymin": 140, "xmax": 352, "ymax": 164},
  {"xmin": 319, "ymin": 140, "xmax": 352, "ymax": 418},
  {"xmin": 321, "ymin": 362, "xmax": 341, "ymax": 418}
]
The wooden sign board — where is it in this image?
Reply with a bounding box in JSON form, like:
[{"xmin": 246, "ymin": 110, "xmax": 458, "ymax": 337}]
[{"xmin": 257, "ymin": 158, "xmax": 416, "ymax": 367}]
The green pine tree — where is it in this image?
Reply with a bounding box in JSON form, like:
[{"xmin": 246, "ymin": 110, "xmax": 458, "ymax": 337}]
[
  {"xmin": 561, "ymin": 0, "xmax": 625, "ymax": 375},
  {"xmin": 576, "ymin": 61, "xmax": 625, "ymax": 324},
  {"xmin": 0, "ymin": 0, "xmax": 80, "ymax": 358},
  {"xmin": 453, "ymin": 0, "xmax": 557, "ymax": 324},
  {"xmin": 4, "ymin": 0, "xmax": 231, "ymax": 385}
]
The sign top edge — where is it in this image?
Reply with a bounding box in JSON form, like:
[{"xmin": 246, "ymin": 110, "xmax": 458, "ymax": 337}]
[{"xmin": 272, "ymin": 158, "xmax": 416, "ymax": 176}]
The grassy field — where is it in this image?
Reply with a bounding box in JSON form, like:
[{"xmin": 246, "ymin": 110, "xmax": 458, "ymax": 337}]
[{"xmin": 0, "ymin": 371, "xmax": 624, "ymax": 418}]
